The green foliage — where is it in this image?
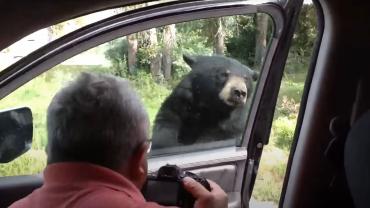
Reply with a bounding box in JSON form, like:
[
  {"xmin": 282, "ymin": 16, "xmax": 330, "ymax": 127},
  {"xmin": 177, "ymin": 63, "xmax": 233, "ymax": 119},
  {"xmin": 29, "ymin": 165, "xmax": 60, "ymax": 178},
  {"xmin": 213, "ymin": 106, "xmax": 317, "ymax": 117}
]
[
  {"xmin": 0, "ymin": 150, "xmax": 46, "ymax": 177},
  {"xmin": 172, "ymin": 21, "xmax": 213, "ymax": 80},
  {"xmin": 136, "ymin": 31, "xmax": 162, "ymax": 73},
  {"xmin": 283, "ymin": 3, "xmax": 316, "ymax": 76},
  {"xmin": 278, "ymin": 78, "xmax": 305, "ymax": 104},
  {"xmin": 291, "ymin": 4, "xmax": 317, "ymax": 57},
  {"xmin": 276, "ymin": 95, "xmax": 301, "ymax": 118},
  {"xmin": 225, "ymin": 14, "xmax": 274, "ymax": 69},
  {"xmin": 125, "ymin": 71, "xmax": 171, "ymax": 126},
  {"xmin": 252, "ymin": 145, "xmax": 288, "ymax": 203},
  {"xmin": 272, "ymin": 116, "xmax": 296, "ymax": 150},
  {"xmin": 104, "ymin": 38, "xmax": 129, "ymax": 76},
  {"xmin": 284, "ymin": 51, "xmax": 311, "ymax": 75},
  {"xmin": 225, "ymin": 15, "xmax": 257, "ymax": 67}
]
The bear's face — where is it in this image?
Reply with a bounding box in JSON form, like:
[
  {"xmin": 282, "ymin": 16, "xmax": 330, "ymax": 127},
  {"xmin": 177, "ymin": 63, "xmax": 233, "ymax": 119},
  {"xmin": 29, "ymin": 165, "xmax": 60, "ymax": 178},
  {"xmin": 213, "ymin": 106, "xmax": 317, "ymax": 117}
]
[
  {"xmin": 183, "ymin": 54, "xmax": 257, "ymax": 108},
  {"xmin": 218, "ymin": 71, "xmax": 248, "ymax": 107}
]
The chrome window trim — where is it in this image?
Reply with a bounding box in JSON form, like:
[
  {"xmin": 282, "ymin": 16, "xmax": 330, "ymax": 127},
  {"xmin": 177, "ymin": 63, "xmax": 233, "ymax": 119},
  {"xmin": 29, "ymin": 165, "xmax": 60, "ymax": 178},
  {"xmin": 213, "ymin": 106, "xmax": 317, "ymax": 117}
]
[{"xmin": 148, "ymin": 146, "xmax": 248, "ymax": 172}]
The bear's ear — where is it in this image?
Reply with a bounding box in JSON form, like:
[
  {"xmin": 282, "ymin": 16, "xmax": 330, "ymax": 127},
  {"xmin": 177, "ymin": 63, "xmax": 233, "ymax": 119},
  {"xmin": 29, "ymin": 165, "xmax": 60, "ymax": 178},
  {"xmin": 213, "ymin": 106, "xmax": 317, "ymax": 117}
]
[
  {"xmin": 244, "ymin": 65, "xmax": 259, "ymax": 81},
  {"xmin": 252, "ymin": 71, "xmax": 259, "ymax": 81},
  {"xmin": 183, "ymin": 54, "xmax": 197, "ymax": 67}
]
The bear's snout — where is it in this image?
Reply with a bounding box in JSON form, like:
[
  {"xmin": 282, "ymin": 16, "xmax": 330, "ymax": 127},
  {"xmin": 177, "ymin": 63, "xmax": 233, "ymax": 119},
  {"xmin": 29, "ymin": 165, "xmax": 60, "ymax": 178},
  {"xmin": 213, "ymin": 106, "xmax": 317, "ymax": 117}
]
[
  {"xmin": 232, "ymin": 87, "xmax": 247, "ymax": 98},
  {"xmin": 228, "ymin": 85, "xmax": 247, "ymax": 106},
  {"xmin": 219, "ymin": 76, "xmax": 248, "ymax": 107}
]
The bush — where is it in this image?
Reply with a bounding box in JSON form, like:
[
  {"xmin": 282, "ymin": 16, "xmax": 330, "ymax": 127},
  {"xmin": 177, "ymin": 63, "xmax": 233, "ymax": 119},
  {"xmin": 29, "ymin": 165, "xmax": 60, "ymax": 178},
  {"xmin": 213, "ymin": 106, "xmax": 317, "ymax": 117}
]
[
  {"xmin": 272, "ymin": 116, "xmax": 296, "ymax": 150},
  {"xmin": 278, "ymin": 80, "xmax": 304, "ymax": 104},
  {"xmin": 276, "ymin": 96, "xmax": 300, "ymax": 118},
  {"xmin": 225, "ymin": 15, "xmax": 257, "ymax": 67},
  {"xmin": 125, "ymin": 71, "xmax": 171, "ymax": 129},
  {"xmin": 104, "ymin": 38, "xmax": 129, "ymax": 76},
  {"xmin": 284, "ymin": 52, "xmax": 310, "ymax": 75}
]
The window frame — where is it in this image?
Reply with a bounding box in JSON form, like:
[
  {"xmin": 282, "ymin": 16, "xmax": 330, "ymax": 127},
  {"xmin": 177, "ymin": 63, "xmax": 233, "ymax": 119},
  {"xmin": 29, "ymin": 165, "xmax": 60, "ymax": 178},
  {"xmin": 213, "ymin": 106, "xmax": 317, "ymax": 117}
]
[{"xmin": 279, "ymin": 0, "xmax": 325, "ymax": 206}]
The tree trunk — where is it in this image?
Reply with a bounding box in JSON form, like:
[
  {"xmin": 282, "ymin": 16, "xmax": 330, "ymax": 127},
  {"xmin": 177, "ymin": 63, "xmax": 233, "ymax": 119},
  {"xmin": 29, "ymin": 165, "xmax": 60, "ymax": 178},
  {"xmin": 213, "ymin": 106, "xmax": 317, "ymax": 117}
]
[
  {"xmin": 148, "ymin": 28, "xmax": 163, "ymax": 82},
  {"xmin": 214, "ymin": 18, "xmax": 225, "ymax": 55},
  {"xmin": 162, "ymin": 24, "xmax": 176, "ymax": 81},
  {"xmin": 255, "ymin": 14, "xmax": 269, "ymax": 68},
  {"xmin": 127, "ymin": 34, "xmax": 138, "ymax": 75}
]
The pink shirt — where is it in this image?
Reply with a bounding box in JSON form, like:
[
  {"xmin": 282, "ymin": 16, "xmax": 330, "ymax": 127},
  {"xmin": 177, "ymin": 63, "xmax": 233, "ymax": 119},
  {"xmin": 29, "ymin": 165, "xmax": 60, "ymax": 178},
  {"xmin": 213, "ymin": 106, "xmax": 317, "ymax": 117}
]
[{"xmin": 10, "ymin": 162, "xmax": 166, "ymax": 208}]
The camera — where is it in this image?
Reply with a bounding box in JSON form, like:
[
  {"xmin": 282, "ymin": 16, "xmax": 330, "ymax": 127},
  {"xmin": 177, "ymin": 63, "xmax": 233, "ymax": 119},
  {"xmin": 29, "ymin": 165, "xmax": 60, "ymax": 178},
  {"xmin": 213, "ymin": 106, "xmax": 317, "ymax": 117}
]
[{"xmin": 142, "ymin": 164, "xmax": 211, "ymax": 208}]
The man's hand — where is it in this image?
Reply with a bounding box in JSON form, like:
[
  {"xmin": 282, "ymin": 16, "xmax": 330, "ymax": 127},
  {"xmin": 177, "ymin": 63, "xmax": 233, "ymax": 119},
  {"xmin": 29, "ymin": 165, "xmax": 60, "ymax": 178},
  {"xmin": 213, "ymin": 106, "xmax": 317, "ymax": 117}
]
[{"xmin": 182, "ymin": 177, "xmax": 228, "ymax": 208}]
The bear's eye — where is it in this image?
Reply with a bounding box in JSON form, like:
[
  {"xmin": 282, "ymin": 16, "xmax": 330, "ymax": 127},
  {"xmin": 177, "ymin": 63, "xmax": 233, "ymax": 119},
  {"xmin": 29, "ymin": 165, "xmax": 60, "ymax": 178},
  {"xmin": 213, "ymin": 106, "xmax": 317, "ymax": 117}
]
[{"xmin": 222, "ymin": 70, "xmax": 230, "ymax": 77}]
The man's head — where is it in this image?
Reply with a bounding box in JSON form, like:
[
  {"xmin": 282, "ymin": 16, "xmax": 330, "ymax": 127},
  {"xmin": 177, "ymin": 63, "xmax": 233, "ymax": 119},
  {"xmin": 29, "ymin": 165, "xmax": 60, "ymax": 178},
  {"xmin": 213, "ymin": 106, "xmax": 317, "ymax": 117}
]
[{"xmin": 46, "ymin": 72, "xmax": 149, "ymax": 188}]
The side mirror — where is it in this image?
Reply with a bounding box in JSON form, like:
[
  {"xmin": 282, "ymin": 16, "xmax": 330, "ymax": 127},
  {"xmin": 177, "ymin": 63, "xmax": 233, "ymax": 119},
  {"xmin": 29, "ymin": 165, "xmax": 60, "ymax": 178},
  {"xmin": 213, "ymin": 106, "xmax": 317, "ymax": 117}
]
[{"xmin": 0, "ymin": 107, "xmax": 33, "ymax": 163}]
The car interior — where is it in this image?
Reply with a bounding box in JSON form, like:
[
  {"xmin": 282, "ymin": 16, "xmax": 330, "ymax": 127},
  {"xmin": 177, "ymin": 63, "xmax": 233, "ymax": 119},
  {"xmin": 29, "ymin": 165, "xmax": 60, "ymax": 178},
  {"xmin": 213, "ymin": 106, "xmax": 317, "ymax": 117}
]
[{"xmin": 0, "ymin": 0, "xmax": 369, "ymax": 208}]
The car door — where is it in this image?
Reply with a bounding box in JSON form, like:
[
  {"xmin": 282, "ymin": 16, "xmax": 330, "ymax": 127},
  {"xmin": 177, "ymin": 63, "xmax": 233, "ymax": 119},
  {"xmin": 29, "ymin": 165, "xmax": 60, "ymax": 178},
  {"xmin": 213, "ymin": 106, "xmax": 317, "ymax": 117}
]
[{"xmin": 0, "ymin": 0, "xmax": 304, "ymax": 207}]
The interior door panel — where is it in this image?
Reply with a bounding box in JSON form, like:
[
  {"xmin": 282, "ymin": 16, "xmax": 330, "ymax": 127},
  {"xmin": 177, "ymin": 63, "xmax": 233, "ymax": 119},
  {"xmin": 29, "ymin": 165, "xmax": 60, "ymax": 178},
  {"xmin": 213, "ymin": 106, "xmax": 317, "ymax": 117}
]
[
  {"xmin": 191, "ymin": 165, "xmax": 237, "ymax": 193},
  {"xmin": 0, "ymin": 175, "xmax": 43, "ymax": 208},
  {"xmin": 0, "ymin": 165, "xmax": 243, "ymax": 208},
  {"xmin": 149, "ymin": 147, "xmax": 247, "ymax": 207},
  {"xmin": 190, "ymin": 165, "xmax": 242, "ymax": 208}
]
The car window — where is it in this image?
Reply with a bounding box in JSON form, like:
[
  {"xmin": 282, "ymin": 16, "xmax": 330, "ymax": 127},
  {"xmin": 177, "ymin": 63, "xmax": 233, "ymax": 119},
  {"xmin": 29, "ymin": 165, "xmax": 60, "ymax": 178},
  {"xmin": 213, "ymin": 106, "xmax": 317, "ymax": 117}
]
[
  {"xmin": 250, "ymin": 1, "xmax": 317, "ymax": 207},
  {"xmin": 0, "ymin": 13, "xmax": 274, "ymax": 176}
]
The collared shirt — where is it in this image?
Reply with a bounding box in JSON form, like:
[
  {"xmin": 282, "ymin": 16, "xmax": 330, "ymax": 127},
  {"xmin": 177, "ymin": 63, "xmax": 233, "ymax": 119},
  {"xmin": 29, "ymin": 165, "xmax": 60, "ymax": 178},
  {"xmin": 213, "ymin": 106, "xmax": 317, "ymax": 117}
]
[{"xmin": 10, "ymin": 162, "xmax": 167, "ymax": 208}]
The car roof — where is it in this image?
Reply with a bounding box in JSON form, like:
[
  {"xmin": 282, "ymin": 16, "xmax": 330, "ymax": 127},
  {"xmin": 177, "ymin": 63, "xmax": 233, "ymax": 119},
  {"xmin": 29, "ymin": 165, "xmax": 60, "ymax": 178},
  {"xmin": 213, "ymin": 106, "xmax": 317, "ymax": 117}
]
[
  {"xmin": 0, "ymin": 0, "xmax": 151, "ymax": 50},
  {"xmin": 0, "ymin": 0, "xmax": 286, "ymax": 51}
]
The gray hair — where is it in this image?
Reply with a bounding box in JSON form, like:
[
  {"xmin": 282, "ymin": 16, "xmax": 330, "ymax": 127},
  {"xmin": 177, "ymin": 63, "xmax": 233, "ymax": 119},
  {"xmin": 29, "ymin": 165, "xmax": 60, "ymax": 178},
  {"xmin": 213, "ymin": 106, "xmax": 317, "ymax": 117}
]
[{"xmin": 46, "ymin": 72, "xmax": 148, "ymax": 170}]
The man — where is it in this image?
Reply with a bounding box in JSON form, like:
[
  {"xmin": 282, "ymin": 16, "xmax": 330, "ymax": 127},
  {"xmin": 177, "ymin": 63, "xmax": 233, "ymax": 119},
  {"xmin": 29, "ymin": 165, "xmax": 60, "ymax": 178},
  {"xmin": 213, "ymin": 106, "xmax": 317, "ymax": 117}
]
[{"xmin": 10, "ymin": 72, "xmax": 227, "ymax": 208}]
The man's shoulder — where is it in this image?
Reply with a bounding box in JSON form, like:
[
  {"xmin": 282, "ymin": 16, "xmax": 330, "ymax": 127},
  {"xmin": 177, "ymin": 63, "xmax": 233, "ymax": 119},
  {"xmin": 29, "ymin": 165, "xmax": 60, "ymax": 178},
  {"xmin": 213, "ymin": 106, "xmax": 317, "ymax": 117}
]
[{"xmin": 76, "ymin": 189, "xmax": 167, "ymax": 208}]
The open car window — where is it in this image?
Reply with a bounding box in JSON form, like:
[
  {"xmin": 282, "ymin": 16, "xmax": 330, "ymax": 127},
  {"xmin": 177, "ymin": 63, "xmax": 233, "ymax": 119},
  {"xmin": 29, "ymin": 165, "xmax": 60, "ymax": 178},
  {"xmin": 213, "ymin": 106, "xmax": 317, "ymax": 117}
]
[{"xmin": 0, "ymin": 11, "xmax": 274, "ymax": 176}]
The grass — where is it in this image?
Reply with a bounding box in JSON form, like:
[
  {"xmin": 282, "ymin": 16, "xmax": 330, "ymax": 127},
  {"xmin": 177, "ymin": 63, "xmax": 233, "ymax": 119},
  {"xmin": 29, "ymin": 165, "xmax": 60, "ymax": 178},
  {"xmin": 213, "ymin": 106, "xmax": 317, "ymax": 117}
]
[
  {"xmin": 0, "ymin": 150, "xmax": 46, "ymax": 176},
  {"xmin": 252, "ymin": 144, "xmax": 288, "ymax": 203},
  {"xmin": 251, "ymin": 71, "xmax": 306, "ymax": 205}
]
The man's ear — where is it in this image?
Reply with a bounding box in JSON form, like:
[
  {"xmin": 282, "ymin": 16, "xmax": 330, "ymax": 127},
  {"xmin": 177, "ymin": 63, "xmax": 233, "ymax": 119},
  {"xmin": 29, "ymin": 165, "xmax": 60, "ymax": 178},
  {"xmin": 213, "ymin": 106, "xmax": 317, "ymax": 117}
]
[{"xmin": 126, "ymin": 143, "xmax": 148, "ymax": 189}]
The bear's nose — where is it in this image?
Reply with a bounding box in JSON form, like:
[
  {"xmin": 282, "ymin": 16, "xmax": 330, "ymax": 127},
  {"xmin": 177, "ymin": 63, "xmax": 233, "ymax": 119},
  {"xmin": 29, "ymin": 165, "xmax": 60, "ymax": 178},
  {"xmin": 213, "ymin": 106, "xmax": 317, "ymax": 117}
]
[{"xmin": 233, "ymin": 89, "xmax": 247, "ymax": 98}]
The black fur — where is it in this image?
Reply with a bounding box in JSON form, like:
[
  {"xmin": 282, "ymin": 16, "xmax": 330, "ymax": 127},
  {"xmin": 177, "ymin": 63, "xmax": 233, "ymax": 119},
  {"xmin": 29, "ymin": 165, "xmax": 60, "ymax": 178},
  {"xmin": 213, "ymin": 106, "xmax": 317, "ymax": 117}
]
[{"xmin": 151, "ymin": 55, "xmax": 258, "ymax": 149}]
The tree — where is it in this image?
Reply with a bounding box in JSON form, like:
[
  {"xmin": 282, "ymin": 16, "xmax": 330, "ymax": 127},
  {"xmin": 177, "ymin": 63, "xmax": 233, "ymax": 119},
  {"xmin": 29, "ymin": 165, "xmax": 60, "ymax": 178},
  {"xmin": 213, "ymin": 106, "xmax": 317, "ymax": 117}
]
[
  {"xmin": 127, "ymin": 34, "xmax": 138, "ymax": 74},
  {"xmin": 162, "ymin": 24, "xmax": 176, "ymax": 80},
  {"xmin": 255, "ymin": 14, "xmax": 269, "ymax": 68},
  {"xmin": 214, "ymin": 18, "xmax": 225, "ymax": 55},
  {"xmin": 225, "ymin": 15, "xmax": 257, "ymax": 67},
  {"xmin": 292, "ymin": 4, "xmax": 317, "ymax": 56},
  {"xmin": 201, "ymin": 18, "xmax": 226, "ymax": 55},
  {"xmin": 148, "ymin": 28, "xmax": 163, "ymax": 82},
  {"xmin": 104, "ymin": 38, "xmax": 128, "ymax": 76}
]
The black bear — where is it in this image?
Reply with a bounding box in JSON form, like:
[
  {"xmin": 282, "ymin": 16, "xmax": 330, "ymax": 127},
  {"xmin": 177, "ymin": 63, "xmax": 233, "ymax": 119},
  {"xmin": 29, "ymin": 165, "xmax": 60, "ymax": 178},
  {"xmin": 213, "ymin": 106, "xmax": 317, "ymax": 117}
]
[{"xmin": 151, "ymin": 54, "xmax": 258, "ymax": 149}]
